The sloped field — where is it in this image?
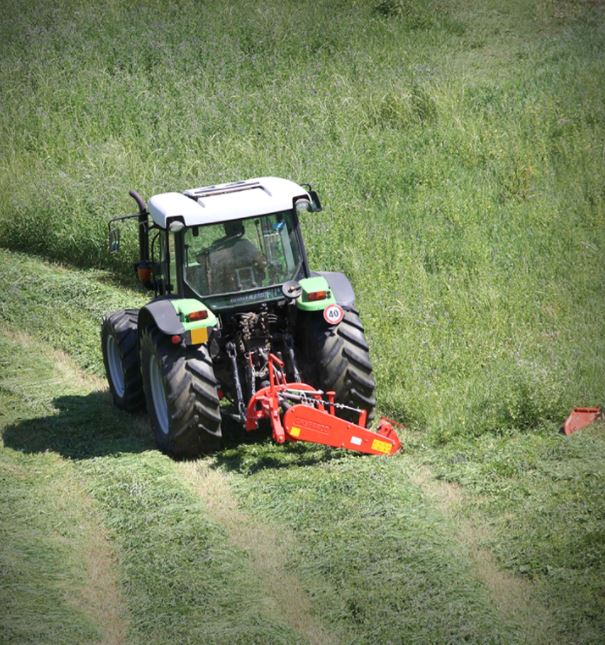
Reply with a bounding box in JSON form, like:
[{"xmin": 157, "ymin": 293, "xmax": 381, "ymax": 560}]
[
  {"xmin": 1, "ymin": 0, "xmax": 604, "ymax": 439},
  {"xmin": 1, "ymin": 249, "xmax": 604, "ymax": 643},
  {"xmin": 1, "ymin": 0, "xmax": 604, "ymax": 642}
]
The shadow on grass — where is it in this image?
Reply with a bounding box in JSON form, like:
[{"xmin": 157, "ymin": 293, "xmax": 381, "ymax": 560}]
[
  {"xmin": 3, "ymin": 393, "xmax": 348, "ymax": 470},
  {"xmin": 2, "ymin": 391, "xmax": 154, "ymax": 459},
  {"xmin": 214, "ymin": 413, "xmax": 353, "ymax": 474}
]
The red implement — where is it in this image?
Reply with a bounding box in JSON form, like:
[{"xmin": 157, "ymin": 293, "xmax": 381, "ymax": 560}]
[
  {"xmin": 245, "ymin": 354, "xmax": 401, "ymax": 456},
  {"xmin": 283, "ymin": 405, "xmax": 401, "ymax": 455},
  {"xmin": 563, "ymin": 407, "xmax": 602, "ymax": 435}
]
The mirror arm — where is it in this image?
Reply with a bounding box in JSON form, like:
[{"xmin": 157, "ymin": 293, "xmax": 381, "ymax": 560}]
[{"xmin": 108, "ymin": 213, "xmax": 139, "ymax": 254}]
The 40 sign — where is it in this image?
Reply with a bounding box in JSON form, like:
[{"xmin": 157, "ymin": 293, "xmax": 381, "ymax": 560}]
[{"xmin": 323, "ymin": 304, "xmax": 344, "ymax": 325}]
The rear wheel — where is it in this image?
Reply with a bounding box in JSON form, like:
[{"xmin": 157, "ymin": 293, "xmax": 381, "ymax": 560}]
[
  {"xmin": 140, "ymin": 326, "xmax": 222, "ymax": 458},
  {"xmin": 301, "ymin": 308, "xmax": 376, "ymax": 422},
  {"xmin": 101, "ymin": 309, "xmax": 145, "ymax": 411}
]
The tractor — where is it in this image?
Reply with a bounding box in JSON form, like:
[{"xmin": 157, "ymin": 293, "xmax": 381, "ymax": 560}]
[{"xmin": 101, "ymin": 177, "xmax": 400, "ymax": 458}]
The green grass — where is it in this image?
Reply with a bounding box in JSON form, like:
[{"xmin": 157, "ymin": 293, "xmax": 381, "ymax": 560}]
[
  {"xmin": 1, "ymin": 1, "xmax": 605, "ymax": 642},
  {"xmin": 1, "ymin": 0, "xmax": 604, "ymax": 440},
  {"xmin": 1, "ymin": 250, "xmax": 604, "ymax": 642},
  {"xmin": 0, "ymin": 450, "xmax": 101, "ymax": 644},
  {"xmin": 411, "ymin": 424, "xmax": 605, "ymax": 642},
  {"xmin": 0, "ymin": 330, "xmax": 301, "ymax": 644},
  {"xmin": 0, "ymin": 249, "xmax": 147, "ymax": 374},
  {"xmin": 225, "ymin": 449, "xmax": 516, "ymax": 643},
  {"xmin": 0, "ymin": 334, "xmax": 103, "ymax": 643}
]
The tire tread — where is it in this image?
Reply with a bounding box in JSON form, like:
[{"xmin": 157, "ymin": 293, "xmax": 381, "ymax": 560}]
[{"xmin": 140, "ymin": 326, "xmax": 221, "ymax": 458}]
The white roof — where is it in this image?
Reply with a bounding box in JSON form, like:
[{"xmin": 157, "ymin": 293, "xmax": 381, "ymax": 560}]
[{"xmin": 148, "ymin": 176, "xmax": 310, "ymax": 228}]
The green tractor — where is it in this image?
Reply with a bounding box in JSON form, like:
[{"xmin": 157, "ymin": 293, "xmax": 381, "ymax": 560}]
[{"xmin": 102, "ymin": 177, "xmax": 399, "ymax": 459}]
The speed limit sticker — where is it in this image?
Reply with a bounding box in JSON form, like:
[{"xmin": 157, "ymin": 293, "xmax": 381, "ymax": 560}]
[{"xmin": 323, "ymin": 304, "xmax": 344, "ymax": 325}]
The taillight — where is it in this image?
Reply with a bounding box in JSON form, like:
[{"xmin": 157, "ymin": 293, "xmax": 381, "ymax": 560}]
[
  {"xmin": 307, "ymin": 290, "xmax": 328, "ymax": 301},
  {"xmin": 187, "ymin": 310, "xmax": 208, "ymax": 322},
  {"xmin": 137, "ymin": 266, "xmax": 152, "ymax": 283}
]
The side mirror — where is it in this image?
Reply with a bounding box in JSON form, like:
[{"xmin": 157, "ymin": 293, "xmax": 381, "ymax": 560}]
[
  {"xmin": 309, "ymin": 189, "xmax": 322, "ymax": 212},
  {"xmin": 108, "ymin": 225, "xmax": 120, "ymax": 254}
]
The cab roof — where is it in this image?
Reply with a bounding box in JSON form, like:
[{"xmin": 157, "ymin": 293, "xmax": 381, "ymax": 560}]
[{"xmin": 148, "ymin": 176, "xmax": 311, "ymax": 228}]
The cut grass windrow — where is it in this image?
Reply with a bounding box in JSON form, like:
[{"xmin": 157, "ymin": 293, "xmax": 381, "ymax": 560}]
[
  {"xmin": 408, "ymin": 465, "xmax": 556, "ymax": 644},
  {"xmin": 412, "ymin": 429, "xmax": 605, "ymax": 643},
  {"xmin": 220, "ymin": 443, "xmax": 523, "ymax": 644},
  {"xmin": 0, "ymin": 332, "xmax": 128, "ymax": 644},
  {"xmin": 0, "ymin": 450, "xmax": 112, "ymax": 644},
  {"xmin": 0, "ymin": 329, "xmax": 300, "ymax": 644},
  {"xmin": 179, "ymin": 461, "xmax": 338, "ymax": 645}
]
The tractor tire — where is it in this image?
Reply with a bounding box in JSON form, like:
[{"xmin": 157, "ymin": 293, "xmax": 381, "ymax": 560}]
[
  {"xmin": 101, "ymin": 309, "xmax": 145, "ymax": 412},
  {"xmin": 302, "ymin": 307, "xmax": 376, "ymax": 423},
  {"xmin": 140, "ymin": 325, "xmax": 222, "ymax": 458}
]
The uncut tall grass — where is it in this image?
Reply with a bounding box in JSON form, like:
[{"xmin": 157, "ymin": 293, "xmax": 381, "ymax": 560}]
[{"xmin": 1, "ymin": 0, "xmax": 604, "ymax": 440}]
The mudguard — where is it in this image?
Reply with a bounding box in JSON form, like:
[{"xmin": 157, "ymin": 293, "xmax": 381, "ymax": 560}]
[
  {"xmin": 139, "ymin": 297, "xmax": 217, "ymax": 345},
  {"xmin": 312, "ymin": 271, "xmax": 356, "ymax": 308},
  {"xmin": 139, "ymin": 298, "xmax": 186, "ymax": 336}
]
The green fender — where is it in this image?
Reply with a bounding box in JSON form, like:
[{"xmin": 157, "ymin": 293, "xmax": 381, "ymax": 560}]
[{"xmin": 139, "ymin": 297, "xmax": 217, "ymax": 345}]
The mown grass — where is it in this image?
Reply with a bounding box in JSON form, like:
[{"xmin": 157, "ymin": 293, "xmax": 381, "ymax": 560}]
[
  {"xmin": 224, "ymin": 448, "xmax": 519, "ymax": 643},
  {"xmin": 0, "ymin": 329, "xmax": 301, "ymax": 644},
  {"xmin": 411, "ymin": 424, "xmax": 605, "ymax": 642},
  {"xmin": 0, "ymin": 248, "xmax": 147, "ymax": 374},
  {"xmin": 0, "ymin": 464, "xmax": 100, "ymax": 642},
  {"xmin": 0, "ymin": 334, "xmax": 106, "ymax": 643},
  {"xmin": 2, "ymin": 249, "xmax": 604, "ymax": 643},
  {"xmin": 0, "ymin": 446, "xmax": 102, "ymax": 643},
  {"xmin": 1, "ymin": 0, "xmax": 604, "ymax": 440}
]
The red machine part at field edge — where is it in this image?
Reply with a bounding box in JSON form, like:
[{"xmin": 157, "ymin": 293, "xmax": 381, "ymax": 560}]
[
  {"xmin": 563, "ymin": 407, "xmax": 602, "ymax": 435},
  {"xmin": 245, "ymin": 354, "xmax": 401, "ymax": 455}
]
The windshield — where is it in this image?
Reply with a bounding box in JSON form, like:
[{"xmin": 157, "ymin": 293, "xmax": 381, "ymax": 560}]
[{"xmin": 183, "ymin": 211, "xmax": 304, "ymax": 299}]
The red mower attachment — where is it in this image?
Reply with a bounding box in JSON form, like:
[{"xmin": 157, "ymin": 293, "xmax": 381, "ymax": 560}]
[
  {"xmin": 245, "ymin": 354, "xmax": 402, "ymax": 456},
  {"xmin": 563, "ymin": 407, "xmax": 602, "ymax": 435}
]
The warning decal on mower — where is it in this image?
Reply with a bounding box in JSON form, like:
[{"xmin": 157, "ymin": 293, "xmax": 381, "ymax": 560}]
[{"xmin": 323, "ymin": 304, "xmax": 344, "ymax": 325}]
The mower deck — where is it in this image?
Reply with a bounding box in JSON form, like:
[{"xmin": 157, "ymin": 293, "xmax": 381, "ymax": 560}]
[{"xmin": 245, "ymin": 354, "xmax": 401, "ymax": 456}]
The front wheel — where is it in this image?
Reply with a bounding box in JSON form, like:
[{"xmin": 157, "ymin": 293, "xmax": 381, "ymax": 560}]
[
  {"xmin": 101, "ymin": 309, "xmax": 145, "ymax": 412},
  {"xmin": 140, "ymin": 326, "xmax": 222, "ymax": 458}
]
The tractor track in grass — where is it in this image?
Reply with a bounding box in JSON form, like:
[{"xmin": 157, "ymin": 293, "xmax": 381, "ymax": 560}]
[
  {"xmin": 1, "ymin": 327, "xmax": 130, "ymax": 644},
  {"xmin": 179, "ymin": 460, "xmax": 339, "ymax": 645},
  {"xmin": 47, "ymin": 464, "xmax": 130, "ymax": 645},
  {"xmin": 408, "ymin": 465, "xmax": 558, "ymax": 644}
]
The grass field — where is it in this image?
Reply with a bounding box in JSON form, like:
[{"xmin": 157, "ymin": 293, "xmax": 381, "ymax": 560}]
[
  {"xmin": 1, "ymin": 0, "xmax": 604, "ymax": 642},
  {"xmin": 1, "ymin": 248, "xmax": 604, "ymax": 643}
]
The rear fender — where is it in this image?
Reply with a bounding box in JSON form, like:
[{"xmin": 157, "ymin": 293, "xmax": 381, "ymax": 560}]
[
  {"xmin": 311, "ymin": 271, "xmax": 356, "ymax": 309},
  {"xmin": 139, "ymin": 297, "xmax": 217, "ymax": 346}
]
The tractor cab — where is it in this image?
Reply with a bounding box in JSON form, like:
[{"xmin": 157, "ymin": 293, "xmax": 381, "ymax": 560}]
[
  {"xmin": 181, "ymin": 210, "xmax": 306, "ymax": 309},
  {"xmin": 143, "ymin": 177, "xmax": 320, "ymax": 310}
]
